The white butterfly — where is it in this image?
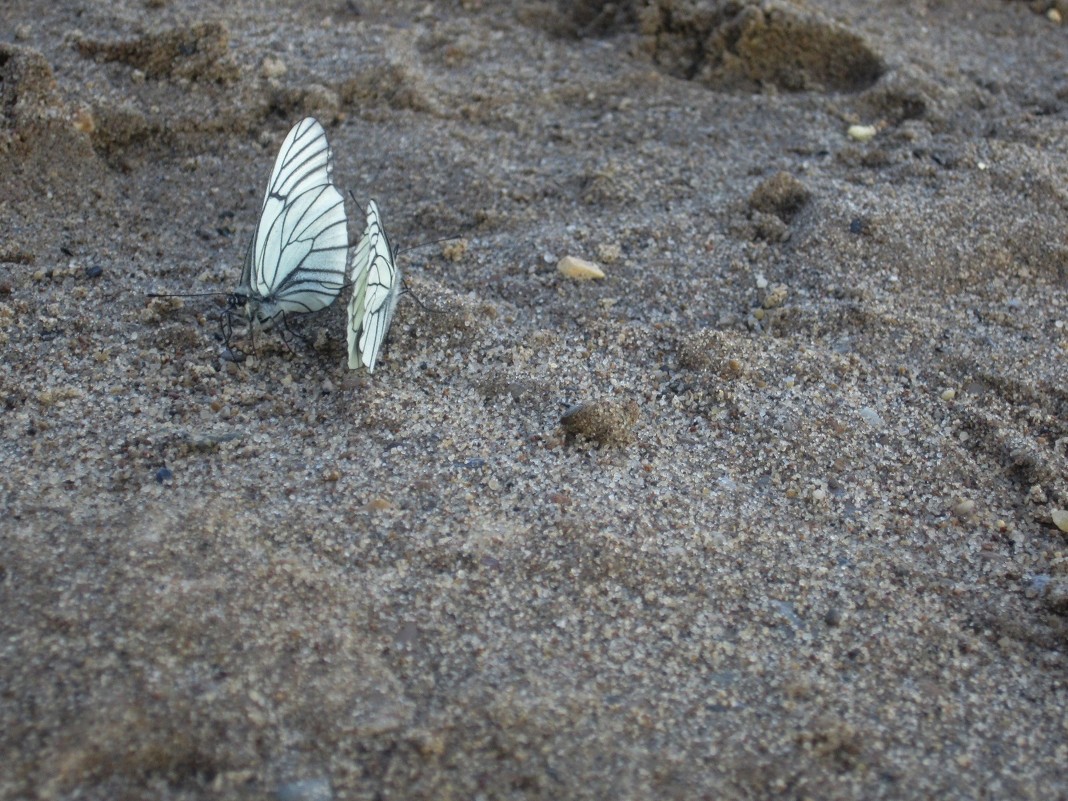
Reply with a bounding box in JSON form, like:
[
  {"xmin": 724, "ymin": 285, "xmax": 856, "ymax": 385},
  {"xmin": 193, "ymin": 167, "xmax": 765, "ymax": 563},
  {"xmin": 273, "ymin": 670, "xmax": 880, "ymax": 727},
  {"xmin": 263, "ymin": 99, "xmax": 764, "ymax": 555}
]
[
  {"xmin": 347, "ymin": 199, "xmax": 401, "ymax": 372},
  {"xmin": 228, "ymin": 117, "xmax": 349, "ymax": 337}
]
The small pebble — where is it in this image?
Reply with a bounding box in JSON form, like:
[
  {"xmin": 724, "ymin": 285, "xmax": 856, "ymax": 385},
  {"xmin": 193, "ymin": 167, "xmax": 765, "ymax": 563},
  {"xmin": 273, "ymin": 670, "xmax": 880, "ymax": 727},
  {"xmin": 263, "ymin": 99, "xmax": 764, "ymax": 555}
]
[
  {"xmin": 85, "ymin": 265, "xmax": 103, "ymax": 279},
  {"xmin": 848, "ymin": 124, "xmax": 877, "ymax": 142},
  {"xmin": 824, "ymin": 607, "xmax": 843, "ymax": 627},
  {"xmin": 557, "ymin": 255, "xmax": 605, "ymax": 280},
  {"xmin": 155, "ymin": 467, "xmax": 173, "ymax": 483},
  {"xmin": 952, "ymin": 499, "xmax": 976, "ymax": 518},
  {"xmin": 941, "ymin": 388, "xmax": 956, "ymax": 401},
  {"xmin": 72, "ymin": 107, "xmax": 96, "ymax": 135},
  {"xmin": 1052, "ymin": 510, "xmax": 1068, "ymax": 533},
  {"xmin": 762, "ymin": 284, "xmax": 788, "ymax": 309}
]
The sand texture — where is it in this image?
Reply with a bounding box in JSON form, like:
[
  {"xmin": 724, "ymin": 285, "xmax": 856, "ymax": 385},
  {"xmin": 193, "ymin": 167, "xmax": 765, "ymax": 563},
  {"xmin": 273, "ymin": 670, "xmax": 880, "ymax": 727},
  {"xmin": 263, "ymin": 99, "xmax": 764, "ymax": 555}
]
[{"xmin": 1, "ymin": 0, "xmax": 1067, "ymax": 799}]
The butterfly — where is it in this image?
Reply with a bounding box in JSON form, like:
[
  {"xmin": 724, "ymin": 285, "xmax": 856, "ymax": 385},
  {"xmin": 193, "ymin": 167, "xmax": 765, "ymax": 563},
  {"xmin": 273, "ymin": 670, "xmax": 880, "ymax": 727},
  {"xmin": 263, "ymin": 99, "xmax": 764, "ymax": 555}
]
[
  {"xmin": 226, "ymin": 117, "xmax": 349, "ymax": 341},
  {"xmin": 347, "ymin": 199, "xmax": 400, "ymax": 372}
]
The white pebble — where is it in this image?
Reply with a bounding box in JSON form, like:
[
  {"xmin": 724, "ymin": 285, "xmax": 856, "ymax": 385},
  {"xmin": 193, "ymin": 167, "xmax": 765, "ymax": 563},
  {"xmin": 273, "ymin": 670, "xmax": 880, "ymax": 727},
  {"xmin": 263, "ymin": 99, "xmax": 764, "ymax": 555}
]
[
  {"xmin": 952, "ymin": 499, "xmax": 976, "ymax": 518},
  {"xmin": 848, "ymin": 124, "xmax": 877, "ymax": 142},
  {"xmin": 557, "ymin": 256, "xmax": 605, "ymax": 280}
]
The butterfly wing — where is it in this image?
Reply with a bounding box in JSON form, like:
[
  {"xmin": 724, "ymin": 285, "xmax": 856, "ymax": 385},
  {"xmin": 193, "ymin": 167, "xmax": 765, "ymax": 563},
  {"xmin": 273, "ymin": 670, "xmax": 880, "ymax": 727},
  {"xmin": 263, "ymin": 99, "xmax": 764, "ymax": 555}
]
[
  {"xmin": 347, "ymin": 199, "xmax": 400, "ymax": 372},
  {"xmin": 241, "ymin": 118, "xmax": 348, "ymax": 323},
  {"xmin": 345, "ymin": 215, "xmax": 372, "ymax": 369},
  {"xmin": 263, "ymin": 117, "xmax": 334, "ymax": 202}
]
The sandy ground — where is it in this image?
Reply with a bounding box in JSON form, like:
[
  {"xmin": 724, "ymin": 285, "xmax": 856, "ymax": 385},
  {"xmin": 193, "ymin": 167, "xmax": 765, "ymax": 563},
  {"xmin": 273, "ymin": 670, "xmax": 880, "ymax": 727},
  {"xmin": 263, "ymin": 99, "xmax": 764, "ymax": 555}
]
[{"xmin": 1, "ymin": 0, "xmax": 1067, "ymax": 799}]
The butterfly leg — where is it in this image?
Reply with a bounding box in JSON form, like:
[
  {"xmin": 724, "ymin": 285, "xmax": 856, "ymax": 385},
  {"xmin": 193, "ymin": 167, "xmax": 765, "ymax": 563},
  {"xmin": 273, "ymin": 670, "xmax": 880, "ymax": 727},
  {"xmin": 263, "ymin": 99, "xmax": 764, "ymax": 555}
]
[
  {"xmin": 217, "ymin": 308, "xmax": 250, "ymax": 362},
  {"xmin": 278, "ymin": 311, "xmax": 311, "ymax": 354},
  {"xmin": 218, "ymin": 308, "xmax": 235, "ymax": 346}
]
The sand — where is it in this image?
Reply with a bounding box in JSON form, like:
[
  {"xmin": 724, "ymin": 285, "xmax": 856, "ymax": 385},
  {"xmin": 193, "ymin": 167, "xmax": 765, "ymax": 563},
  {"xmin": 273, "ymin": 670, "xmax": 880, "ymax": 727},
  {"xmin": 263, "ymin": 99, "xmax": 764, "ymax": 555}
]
[{"xmin": 1, "ymin": 0, "xmax": 1066, "ymax": 799}]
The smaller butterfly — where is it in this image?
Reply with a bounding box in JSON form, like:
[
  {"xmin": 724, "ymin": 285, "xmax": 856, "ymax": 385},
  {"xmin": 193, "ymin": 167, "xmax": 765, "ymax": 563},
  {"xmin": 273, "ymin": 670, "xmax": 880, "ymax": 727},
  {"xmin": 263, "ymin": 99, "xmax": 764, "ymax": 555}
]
[{"xmin": 347, "ymin": 199, "xmax": 400, "ymax": 372}]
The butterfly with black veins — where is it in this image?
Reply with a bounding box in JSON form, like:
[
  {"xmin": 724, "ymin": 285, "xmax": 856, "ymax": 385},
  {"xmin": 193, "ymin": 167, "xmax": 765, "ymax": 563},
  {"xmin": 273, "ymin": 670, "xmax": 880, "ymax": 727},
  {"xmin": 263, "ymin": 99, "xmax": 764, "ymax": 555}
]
[
  {"xmin": 347, "ymin": 199, "xmax": 401, "ymax": 372},
  {"xmin": 225, "ymin": 117, "xmax": 349, "ymax": 343}
]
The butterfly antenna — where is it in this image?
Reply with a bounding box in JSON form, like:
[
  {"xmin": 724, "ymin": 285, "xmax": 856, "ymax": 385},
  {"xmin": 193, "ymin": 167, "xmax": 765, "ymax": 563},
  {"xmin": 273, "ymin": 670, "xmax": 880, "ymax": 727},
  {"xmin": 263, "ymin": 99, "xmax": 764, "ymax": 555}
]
[
  {"xmin": 401, "ymin": 278, "xmax": 448, "ymax": 315},
  {"xmin": 394, "ymin": 233, "xmax": 465, "ymax": 258},
  {"xmin": 347, "ymin": 189, "xmax": 366, "ymax": 218},
  {"xmin": 146, "ymin": 290, "xmax": 229, "ymax": 299}
]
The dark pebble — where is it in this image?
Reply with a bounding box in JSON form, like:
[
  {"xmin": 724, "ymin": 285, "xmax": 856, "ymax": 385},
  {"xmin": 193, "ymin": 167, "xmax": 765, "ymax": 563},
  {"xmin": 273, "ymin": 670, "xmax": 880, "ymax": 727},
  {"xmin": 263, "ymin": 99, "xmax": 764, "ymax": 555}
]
[{"xmin": 155, "ymin": 467, "xmax": 174, "ymax": 483}]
